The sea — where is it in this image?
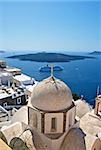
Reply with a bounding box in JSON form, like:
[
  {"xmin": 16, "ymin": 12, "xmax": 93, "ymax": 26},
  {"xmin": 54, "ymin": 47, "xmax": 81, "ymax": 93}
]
[{"xmin": 0, "ymin": 50, "xmax": 101, "ymax": 106}]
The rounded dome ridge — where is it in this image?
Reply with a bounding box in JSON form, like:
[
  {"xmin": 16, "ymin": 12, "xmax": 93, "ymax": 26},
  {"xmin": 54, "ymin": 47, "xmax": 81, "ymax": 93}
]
[{"xmin": 30, "ymin": 76, "xmax": 73, "ymax": 112}]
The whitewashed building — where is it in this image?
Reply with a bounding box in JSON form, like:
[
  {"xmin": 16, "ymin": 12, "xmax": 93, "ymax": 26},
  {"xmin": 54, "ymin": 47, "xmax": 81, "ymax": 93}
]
[{"xmin": 0, "ymin": 75, "xmax": 101, "ymax": 150}]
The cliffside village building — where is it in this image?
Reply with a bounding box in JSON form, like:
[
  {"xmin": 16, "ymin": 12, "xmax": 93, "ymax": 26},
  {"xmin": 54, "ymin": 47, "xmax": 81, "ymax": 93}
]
[
  {"xmin": 0, "ymin": 60, "xmax": 101, "ymax": 150},
  {"xmin": 0, "ymin": 72, "xmax": 100, "ymax": 150},
  {"xmin": 0, "ymin": 60, "xmax": 38, "ymax": 111}
]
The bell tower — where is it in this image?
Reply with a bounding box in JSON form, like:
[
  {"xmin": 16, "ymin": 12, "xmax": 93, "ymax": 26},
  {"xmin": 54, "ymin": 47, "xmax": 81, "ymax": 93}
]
[{"xmin": 94, "ymin": 95, "xmax": 101, "ymax": 116}]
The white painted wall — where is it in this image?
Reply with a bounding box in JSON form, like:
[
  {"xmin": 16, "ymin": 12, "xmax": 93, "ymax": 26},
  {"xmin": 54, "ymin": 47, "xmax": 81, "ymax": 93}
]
[
  {"xmin": 66, "ymin": 106, "xmax": 76, "ymax": 131},
  {"xmin": 1, "ymin": 122, "xmax": 23, "ymax": 144},
  {"xmin": 29, "ymin": 107, "xmax": 37, "ymax": 128},
  {"xmin": 71, "ymin": 106, "xmax": 76, "ymax": 125},
  {"xmin": 0, "ymin": 73, "xmax": 12, "ymax": 86},
  {"xmin": 36, "ymin": 111, "xmax": 42, "ymax": 132},
  {"xmin": 98, "ymin": 103, "xmax": 101, "ymax": 112}
]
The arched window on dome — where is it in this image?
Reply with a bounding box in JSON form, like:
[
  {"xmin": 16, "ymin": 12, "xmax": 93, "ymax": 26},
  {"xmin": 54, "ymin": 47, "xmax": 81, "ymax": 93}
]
[{"xmin": 51, "ymin": 117, "xmax": 57, "ymax": 132}]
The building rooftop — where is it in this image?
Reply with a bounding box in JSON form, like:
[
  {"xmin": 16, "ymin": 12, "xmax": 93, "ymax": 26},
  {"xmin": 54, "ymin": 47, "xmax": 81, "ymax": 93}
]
[
  {"xmin": 4, "ymin": 67, "xmax": 21, "ymax": 75},
  {"xmin": 0, "ymin": 91, "xmax": 10, "ymax": 99},
  {"xmin": 13, "ymin": 74, "xmax": 34, "ymax": 82},
  {"xmin": 25, "ymin": 82, "xmax": 38, "ymax": 93},
  {"xmin": 4, "ymin": 67, "xmax": 21, "ymax": 72},
  {"xmin": 80, "ymin": 110, "xmax": 101, "ymax": 136},
  {"xmin": 75, "ymin": 99, "xmax": 92, "ymax": 118},
  {"xmin": 1, "ymin": 122, "xmax": 25, "ymax": 143},
  {"xmin": 0, "ymin": 72, "xmax": 12, "ymax": 77},
  {"xmin": 11, "ymin": 106, "xmax": 28, "ymax": 125}
]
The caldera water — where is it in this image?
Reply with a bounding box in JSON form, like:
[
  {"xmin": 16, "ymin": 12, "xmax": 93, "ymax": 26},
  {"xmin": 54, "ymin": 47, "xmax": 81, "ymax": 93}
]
[{"xmin": 0, "ymin": 50, "xmax": 101, "ymax": 106}]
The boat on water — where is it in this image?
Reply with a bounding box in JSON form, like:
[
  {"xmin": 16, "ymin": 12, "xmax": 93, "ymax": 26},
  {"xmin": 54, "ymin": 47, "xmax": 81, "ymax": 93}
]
[{"xmin": 39, "ymin": 65, "xmax": 63, "ymax": 72}]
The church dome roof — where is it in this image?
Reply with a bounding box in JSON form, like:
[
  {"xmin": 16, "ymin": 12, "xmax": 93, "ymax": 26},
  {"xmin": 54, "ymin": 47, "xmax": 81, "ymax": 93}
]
[
  {"xmin": 60, "ymin": 128, "xmax": 86, "ymax": 150},
  {"xmin": 30, "ymin": 76, "xmax": 73, "ymax": 112}
]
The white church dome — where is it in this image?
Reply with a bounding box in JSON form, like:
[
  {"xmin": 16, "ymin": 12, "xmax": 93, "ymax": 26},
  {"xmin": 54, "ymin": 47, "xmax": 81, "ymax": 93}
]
[{"xmin": 30, "ymin": 76, "xmax": 73, "ymax": 112}]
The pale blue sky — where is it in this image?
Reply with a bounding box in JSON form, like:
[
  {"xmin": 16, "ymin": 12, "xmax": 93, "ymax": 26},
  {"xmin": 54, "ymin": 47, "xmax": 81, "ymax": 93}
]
[{"xmin": 0, "ymin": 1, "xmax": 101, "ymax": 51}]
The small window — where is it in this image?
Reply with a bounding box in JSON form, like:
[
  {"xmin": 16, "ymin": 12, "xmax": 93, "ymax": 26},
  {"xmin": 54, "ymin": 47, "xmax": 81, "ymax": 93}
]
[
  {"xmin": 18, "ymin": 91, "xmax": 21, "ymax": 94},
  {"xmin": 17, "ymin": 97, "xmax": 21, "ymax": 104},
  {"xmin": 69, "ymin": 124, "xmax": 71, "ymax": 127},
  {"xmin": 51, "ymin": 117, "xmax": 57, "ymax": 132},
  {"xmin": 14, "ymin": 83, "xmax": 17, "ymax": 87},
  {"xmin": 12, "ymin": 93, "xmax": 16, "ymax": 98},
  {"xmin": 3, "ymin": 102, "xmax": 7, "ymax": 107}
]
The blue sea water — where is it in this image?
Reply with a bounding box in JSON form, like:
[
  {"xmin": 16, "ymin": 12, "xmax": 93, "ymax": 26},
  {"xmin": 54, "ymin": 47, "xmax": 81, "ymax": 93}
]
[{"xmin": 0, "ymin": 50, "xmax": 101, "ymax": 106}]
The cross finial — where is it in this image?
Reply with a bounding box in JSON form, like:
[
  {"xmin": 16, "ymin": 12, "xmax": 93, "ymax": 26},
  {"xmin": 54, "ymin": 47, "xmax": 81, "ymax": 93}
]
[
  {"xmin": 81, "ymin": 95, "xmax": 84, "ymax": 100},
  {"xmin": 50, "ymin": 64, "xmax": 54, "ymax": 77}
]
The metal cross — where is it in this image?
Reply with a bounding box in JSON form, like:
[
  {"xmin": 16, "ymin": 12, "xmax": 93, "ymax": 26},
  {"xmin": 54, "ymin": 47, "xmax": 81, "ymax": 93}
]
[{"xmin": 50, "ymin": 64, "xmax": 54, "ymax": 76}]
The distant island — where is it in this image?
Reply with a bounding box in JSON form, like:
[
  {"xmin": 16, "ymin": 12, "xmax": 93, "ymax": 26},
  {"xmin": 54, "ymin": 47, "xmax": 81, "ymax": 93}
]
[
  {"xmin": 0, "ymin": 50, "xmax": 5, "ymax": 53},
  {"xmin": 89, "ymin": 51, "xmax": 101, "ymax": 55},
  {"xmin": 7, "ymin": 52, "xmax": 94, "ymax": 62}
]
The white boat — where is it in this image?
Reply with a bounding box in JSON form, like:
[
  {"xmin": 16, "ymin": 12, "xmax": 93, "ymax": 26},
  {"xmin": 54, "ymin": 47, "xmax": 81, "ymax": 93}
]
[{"xmin": 39, "ymin": 65, "xmax": 63, "ymax": 72}]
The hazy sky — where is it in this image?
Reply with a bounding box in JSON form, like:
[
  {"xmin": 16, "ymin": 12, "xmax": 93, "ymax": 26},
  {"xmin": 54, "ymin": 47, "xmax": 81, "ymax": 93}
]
[{"xmin": 0, "ymin": 1, "xmax": 100, "ymax": 52}]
